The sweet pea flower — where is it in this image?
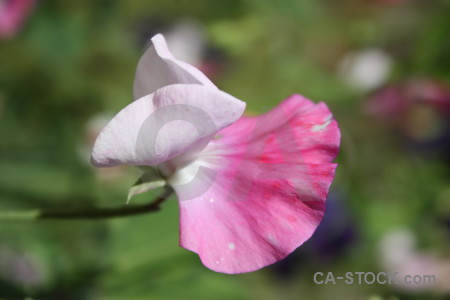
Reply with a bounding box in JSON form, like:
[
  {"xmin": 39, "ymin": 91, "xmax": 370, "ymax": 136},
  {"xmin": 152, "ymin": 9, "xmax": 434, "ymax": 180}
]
[{"xmin": 91, "ymin": 34, "xmax": 340, "ymax": 274}]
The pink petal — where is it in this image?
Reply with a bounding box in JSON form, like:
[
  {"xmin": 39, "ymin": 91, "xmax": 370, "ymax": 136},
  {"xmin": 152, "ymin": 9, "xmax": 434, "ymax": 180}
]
[
  {"xmin": 0, "ymin": 0, "xmax": 35, "ymax": 39},
  {"xmin": 177, "ymin": 94, "xmax": 340, "ymax": 273},
  {"xmin": 218, "ymin": 94, "xmax": 340, "ymax": 164},
  {"xmin": 91, "ymin": 84, "xmax": 245, "ymax": 167},
  {"xmin": 133, "ymin": 34, "xmax": 216, "ymax": 100}
]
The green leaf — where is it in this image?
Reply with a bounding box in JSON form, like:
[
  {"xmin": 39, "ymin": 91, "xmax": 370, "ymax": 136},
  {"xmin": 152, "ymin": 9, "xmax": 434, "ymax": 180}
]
[{"xmin": 127, "ymin": 170, "xmax": 166, "ymax": 205}]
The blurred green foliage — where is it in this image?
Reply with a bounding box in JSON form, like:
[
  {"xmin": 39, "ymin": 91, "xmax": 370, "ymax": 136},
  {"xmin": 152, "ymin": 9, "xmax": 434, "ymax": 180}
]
[{"xmin": 0, "ymin": 0, "xmax": 449, "ymax": 299}]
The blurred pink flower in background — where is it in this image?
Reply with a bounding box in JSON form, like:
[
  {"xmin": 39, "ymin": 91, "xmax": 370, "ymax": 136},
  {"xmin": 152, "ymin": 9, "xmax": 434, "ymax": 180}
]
[
  {"xmin": 367, "ymin": 79, "xmax": 450, "ymax": 118},
  {"xmin": 0, "ymin": 0, "xmax": 35, "ymax": 39},
  {"xmin": 91, "ymin": 34, "xmax": 340, "ymax": 273},
  {"xmin": 366, "ymin": 78, "xmax": 450, "ymax": 142}
]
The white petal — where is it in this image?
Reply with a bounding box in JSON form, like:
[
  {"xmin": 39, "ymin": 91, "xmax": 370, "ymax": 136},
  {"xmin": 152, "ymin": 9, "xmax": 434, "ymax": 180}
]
[
  {"xmin": 133, "ymin": 34, "xmax": 216, "ymax": 100},
  {"xmin": 91, "ymin": 84, "xmax": 245, "ymax": 167}
]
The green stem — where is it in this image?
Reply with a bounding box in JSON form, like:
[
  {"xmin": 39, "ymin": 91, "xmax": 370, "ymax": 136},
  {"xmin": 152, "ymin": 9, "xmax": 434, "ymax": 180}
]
[{"xmin": 0, "ymin": 187, "xmax": 174, "ymax": 221}]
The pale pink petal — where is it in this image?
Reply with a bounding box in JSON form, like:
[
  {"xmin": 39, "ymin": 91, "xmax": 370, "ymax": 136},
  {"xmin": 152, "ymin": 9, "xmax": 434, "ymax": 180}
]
[
  {"xmin": 91, "ymin": 84, "xmax": 245, "ymax": 167},
  {"xmin": 133, "ymin": 34, "xmax": 216, "ymax": 100},
  {"xmin": 177, "ymin": 94, "xmax": 340, "ymax": 273}
]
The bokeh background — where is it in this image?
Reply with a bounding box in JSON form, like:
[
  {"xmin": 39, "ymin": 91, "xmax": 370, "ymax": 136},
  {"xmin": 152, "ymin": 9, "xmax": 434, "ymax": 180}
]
[{"xmin": 0, "ymin": 0, "xmax": 449, "ymax": 299}]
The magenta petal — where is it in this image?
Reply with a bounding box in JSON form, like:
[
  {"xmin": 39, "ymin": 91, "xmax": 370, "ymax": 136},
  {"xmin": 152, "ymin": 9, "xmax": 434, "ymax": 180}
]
[
  {"xmin": 177, "ymin": 95, "xmax": 340, "ymax": 273},
  {"xmin": 0, "ymin": 0, "xmax": 35, "ymax": 39},
  {"xmin": 91, "ymin": 84, "xmax": 245, "ymax": 167},
  {"xmin": 133, "ymin": 34, "xmax": 216, "ymax": 100},
  {"xmin": 218, "ymin": 94, "xmax": 340, "ymax": 164}
]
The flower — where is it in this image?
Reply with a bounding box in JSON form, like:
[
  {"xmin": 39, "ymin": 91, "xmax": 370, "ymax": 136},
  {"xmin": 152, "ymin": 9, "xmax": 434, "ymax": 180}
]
[
  {"xmin": 366, "ymin": 78, "xmax": 450, "ymax": 154},
  {"xmin": 0, "ymin": 245, "xmax": 45, "ymax": 289},
  {"xmin": 338, "ymin": 48, "xmax": 392, "ymax": 92},
  {"xmin": 91, "ymin": 34, "xmax": 340, "ymax": 274},
  {"xmin": 165, "ymin": 20, "xmax": 206, "ymax": 69},
  {"xmin": 79, "ymin": 114, "xmax": 128, "ymax": 183},
  {"xmin": 269, "ymin": 191, "xmax": 356, "ymax": 279},
  {"xmin": 379, "ymin": 228, "xmax": 450, "ymax": 294},
  {"xmin": 366, "ymin": 78, "xmax": 450, "ymax": 120},
  {"xmin": 0, "ymin": 0, "xmax": 35, "ymax": 40}
]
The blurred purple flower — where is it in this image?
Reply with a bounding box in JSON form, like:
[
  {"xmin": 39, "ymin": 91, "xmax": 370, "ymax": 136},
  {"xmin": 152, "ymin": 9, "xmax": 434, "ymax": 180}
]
[
  {"xmin": 306, "ymin": 192, "xmax": 357, "ymax": 260},
  {"xmin": 0, "ymin": 0, "xmax": 35, "ymax": 39}
]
